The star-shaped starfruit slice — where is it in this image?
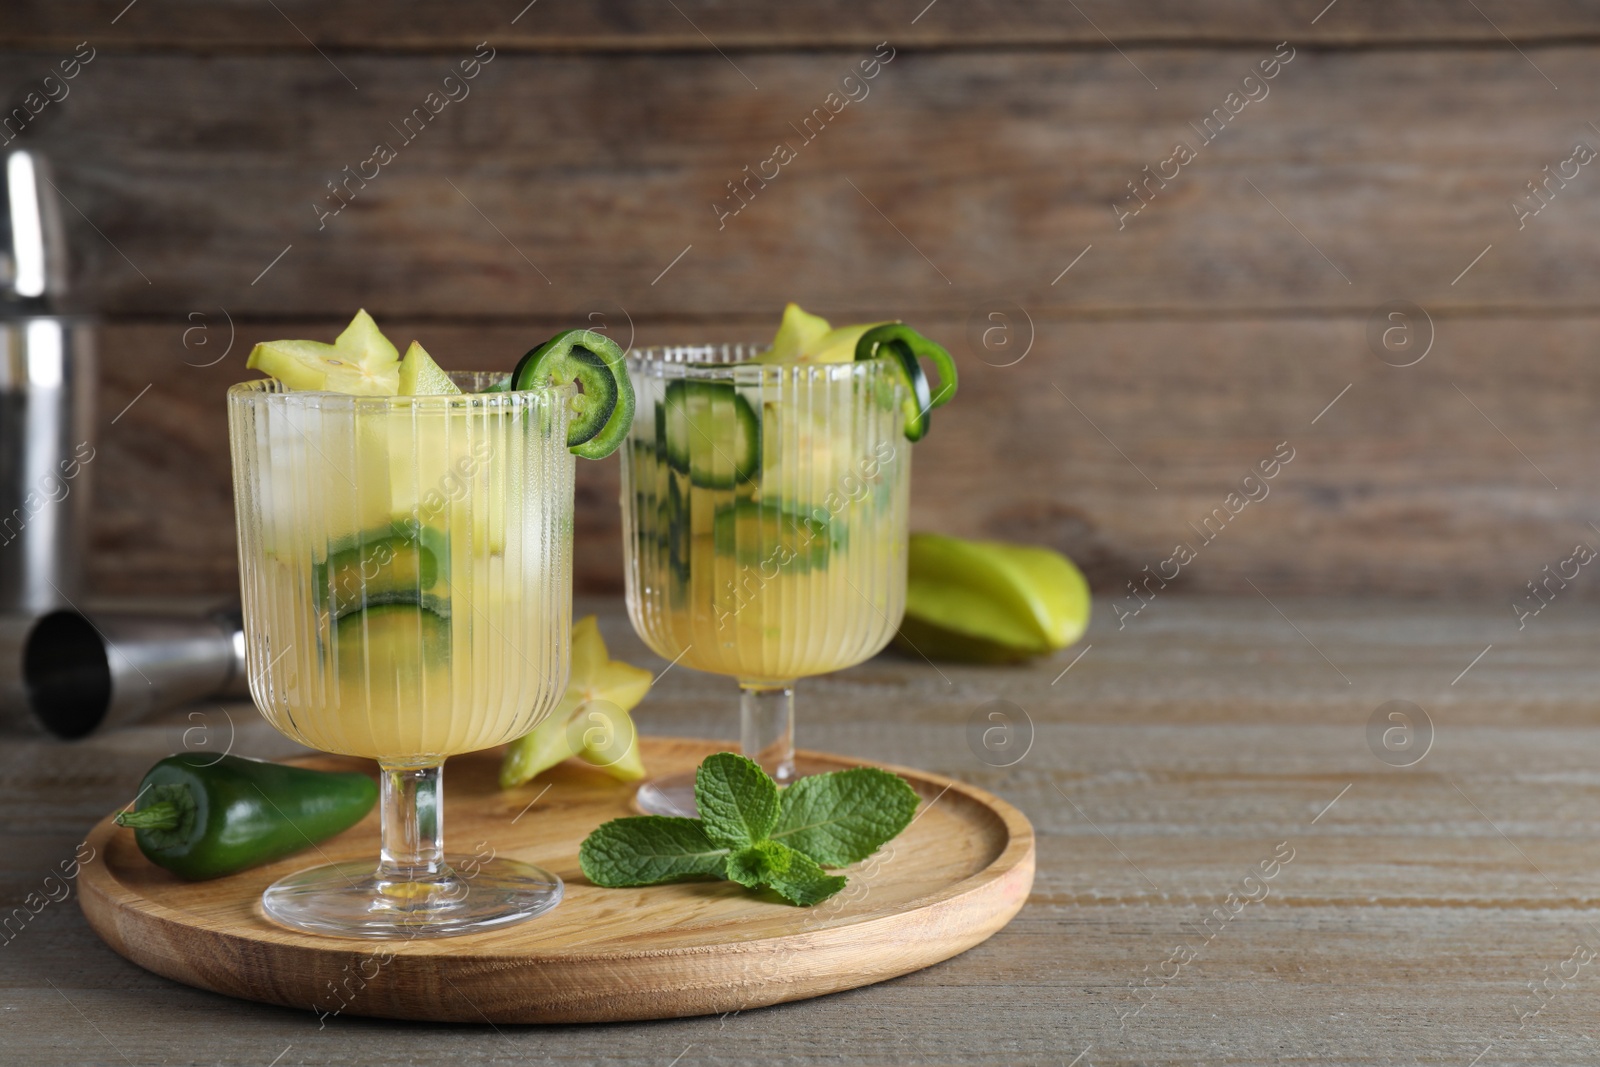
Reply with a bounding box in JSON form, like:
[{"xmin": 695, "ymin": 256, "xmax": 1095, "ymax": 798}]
[
  {"xmin": 246, "ymin": 309, "xmax": 403, "ymax": 394},
  {"xmin": 499, "ymin": 615, "xmax": 653, "ymax": 788}
]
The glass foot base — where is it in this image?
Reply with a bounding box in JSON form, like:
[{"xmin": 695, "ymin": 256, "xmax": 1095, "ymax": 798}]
[
  {"xmin": 634, "ymin": 771, "xmax": 699, "ymax": 816},
  {"xmin": 261, "ymin": 856, "xmax": 563, "ymax": 940}
]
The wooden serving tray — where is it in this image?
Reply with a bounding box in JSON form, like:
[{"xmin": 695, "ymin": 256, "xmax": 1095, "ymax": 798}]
[{"xmin": 78, "ymin": 738, "xmax": 1034, "ymax": 1023}]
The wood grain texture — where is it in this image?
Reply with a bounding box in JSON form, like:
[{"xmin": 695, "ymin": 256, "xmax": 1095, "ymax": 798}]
[
  {"xmin": 7, "ymin": 596, "xmax": 1600, "ymax": 1063},
  {"xmin": 5, "ymin": 36, "xmax": 1597, "ymax": 600},
  {"xmin": 2, "ymin": 48, "xmax": 1597, "ymax": 318},
  {"xmin": 91, "ymin": 314, "xmax": 1600, "ymax": 600},
  {"xmin": 5, "ymin": 1, "xmax": 1600, "ymax": 51},
  {"xmin": 76, "ymin": 740, "xmax": 1034, "ymax": 1024}
]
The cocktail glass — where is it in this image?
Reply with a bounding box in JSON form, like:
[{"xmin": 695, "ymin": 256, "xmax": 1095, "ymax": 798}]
[
  {"xmin": 227, "ymin": 372, "xmax": 575, "ymax": 938},
  {"xmin": 620, "ymin": 345, "xmax": 911, "ymax": 815}
]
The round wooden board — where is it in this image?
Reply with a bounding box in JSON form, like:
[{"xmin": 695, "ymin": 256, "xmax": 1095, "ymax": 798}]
[{"xmin": 78, "ymin": 738, "xmax": 1034, "ymax": 1023}]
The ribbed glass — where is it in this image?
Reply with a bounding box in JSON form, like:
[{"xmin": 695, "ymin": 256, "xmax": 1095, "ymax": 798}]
[
  {"xmin": 227, "ymin": 373, "xmax": 575, "ymax": 763},
  {"xmin": 620, "ymin": 345, "xmax": 911, "ymax": 688}
]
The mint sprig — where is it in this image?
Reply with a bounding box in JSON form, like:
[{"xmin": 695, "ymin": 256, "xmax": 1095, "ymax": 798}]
[{"xmin": 578, "ymin": 752, "xmax": 920, "ymax": 906}]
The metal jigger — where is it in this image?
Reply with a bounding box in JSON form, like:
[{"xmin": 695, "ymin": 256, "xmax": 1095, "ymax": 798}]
[{"xmin": 18, "ymin": 607, "xmax": 252, "ymax": 739}]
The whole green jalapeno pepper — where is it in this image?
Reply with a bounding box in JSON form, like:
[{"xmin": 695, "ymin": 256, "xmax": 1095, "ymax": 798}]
[{"xmin": 115, "ymin": 754, "xmax": 377, "ymax": 881}]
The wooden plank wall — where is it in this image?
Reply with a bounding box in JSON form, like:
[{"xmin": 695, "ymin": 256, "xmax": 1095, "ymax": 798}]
[{"xmin": 2, "ymin": 2, "xmax": 1598, "ymax": 600}]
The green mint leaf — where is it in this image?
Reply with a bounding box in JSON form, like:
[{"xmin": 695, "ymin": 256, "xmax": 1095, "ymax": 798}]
[
  {"xmin": 725, "ymin": 840, "xmax": 788, "ymax": 888},
  {"xmin": 578, "ymin": 816, "xmax": 729, "ymax": 887},
  {"xmin": 726, "ymin": 841, "xmax": 847, "ymax": 905},
  {"xmin": 694, "ymin": 751, "xmax": 779, "ymax": 850},
  {"xmin": 760, "ymin": 842, "xmax": 849, "ymax": 906},
  {"xmin": 770, "ymin": 767, "xmax": 920, "ymax": 867}
]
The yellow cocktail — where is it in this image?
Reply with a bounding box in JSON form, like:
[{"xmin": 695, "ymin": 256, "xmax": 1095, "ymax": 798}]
[
  {"xmin": 229, "ymin": 371, "xmax": 575, "ymax": 937},
  {"xmin": 621, "ymin": 346, "xmax": 911, "ymax": 814}
]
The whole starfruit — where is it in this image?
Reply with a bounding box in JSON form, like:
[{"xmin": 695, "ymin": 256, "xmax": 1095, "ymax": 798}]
[{"xmin": 893, "ymin": 533, "xmax": 1090, "ymax": 663}]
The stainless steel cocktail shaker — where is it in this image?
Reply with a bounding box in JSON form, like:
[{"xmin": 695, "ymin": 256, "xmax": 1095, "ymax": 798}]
[
  {"xmin": 0, "ymin": 148, "xmax": 96, "ymax": 615},
  {"xmin": 1, "ymin": 150, "xmax": 258, "ymax": 737}
]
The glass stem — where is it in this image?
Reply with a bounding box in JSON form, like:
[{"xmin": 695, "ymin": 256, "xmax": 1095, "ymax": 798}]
[
  {"xmin": 739, "ymin": 681, "xmax": 796, "ymax": 785},
  {"xmin": 377, "ymin": 761, "xmax": 447, "ymax": 882}
]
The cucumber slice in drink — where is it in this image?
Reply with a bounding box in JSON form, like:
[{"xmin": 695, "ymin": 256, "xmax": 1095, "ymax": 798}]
[
  {"xmin": 397, "ymin": 341, "xmax": 460, "ymax": 396},
  {"xmin": 332, "ymin": 603, "xmax": 450, "ymax": 707},
  {"xmin": 512, "ymin": 329, "xmax": 634, "ymax": 459},
  {"xmin": 711, "ymin": 500, "xmax": 837, "ymax": 570},
  {"xmin": 315, "ymin": 526, "xmax": 450, "ymax": 619},
  {"xmin": 661, "ymin": 379, "xmax": 760, "ymax": 489},
  {"xmin": 661, "ymin": 474, "xmax": 691, "ymax": 584}
]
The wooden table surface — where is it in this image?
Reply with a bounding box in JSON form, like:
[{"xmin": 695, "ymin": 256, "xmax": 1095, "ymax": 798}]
[{"xmin": 5, "ymin": 594, "xmax": 1599, "ymax": 1066}]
